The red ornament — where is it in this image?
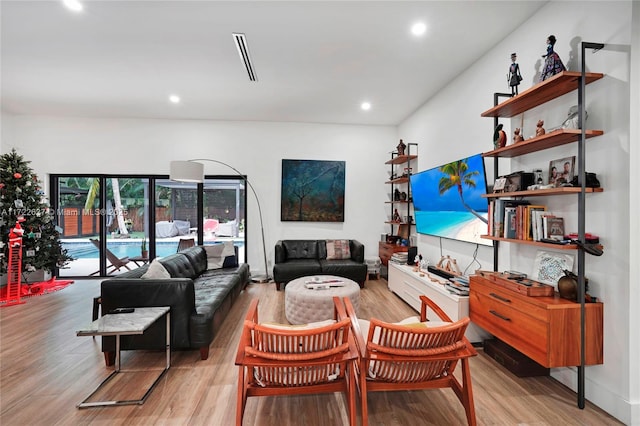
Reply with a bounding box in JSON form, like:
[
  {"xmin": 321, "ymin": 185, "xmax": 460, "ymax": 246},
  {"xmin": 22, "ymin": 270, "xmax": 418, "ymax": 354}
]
[
  {"xmin": 13, "ymin": 172, "xmax": 22, "ymax": 179},
  {"xmin": 0, "ymin": 183, "xmax": 4, "ymax": 189}
]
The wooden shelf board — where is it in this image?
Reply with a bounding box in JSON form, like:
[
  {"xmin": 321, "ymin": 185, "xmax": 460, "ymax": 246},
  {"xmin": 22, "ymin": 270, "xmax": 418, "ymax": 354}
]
[
  {"xmin": 384, "ymin": 221, "xmax": 415, "ymax": 226},
  {"xmin": 481, "ymin": 72, "xmax": 604, "ymax": 118},
  {"xmin": 483, "ymin": 129, "xmax": 604, "ymax": 158},
  {"xmin": 483, "ymin": 187, "xmax": 604, "ymax": 199},
  {"xmin": 385, "ymin": 201, "xmax": 410, "ymax": 204},
  {"xmin": 481, "ymin": 235, "xmax": 578, "ymax": 249},
  {"xmin": 385, "ymin": 155, "xmax": 418, "ymax": 165},
  {"xmin": 385, "ymin": 177, "xmax": 410, "ymax": 184}
]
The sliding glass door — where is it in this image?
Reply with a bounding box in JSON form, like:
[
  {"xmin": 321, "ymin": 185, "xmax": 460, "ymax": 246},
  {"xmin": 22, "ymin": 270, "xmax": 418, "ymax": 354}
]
[
  {"xmin": 51, "ymin": 174, "xmax": 246, "ymax": 277},
  {"xmin": 53, "ymin": 176, "xmax": 101, "ymax": 277}
]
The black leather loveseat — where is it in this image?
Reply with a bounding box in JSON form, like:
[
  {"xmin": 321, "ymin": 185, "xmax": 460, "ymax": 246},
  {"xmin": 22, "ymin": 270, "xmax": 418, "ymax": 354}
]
[
  {"xmin": 273, "ymin": 239, "xmax": 367, "ymax": 290},
  {"xmin": 99, "ymin": 245, "xmax": 249, "ymax": 365}
]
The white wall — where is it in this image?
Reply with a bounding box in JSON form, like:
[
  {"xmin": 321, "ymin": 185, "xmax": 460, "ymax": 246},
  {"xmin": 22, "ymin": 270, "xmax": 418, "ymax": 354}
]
[
  {"xmin": 1, "ymin": 114, "xmax": 396, "ymax": 275},
  {"xmin": 399, "ymin": 1, "xmax": 636, "ymax": 423},
  {"xmin": 628, "ymin": 1, "xmax": 640, "ymax": 423}
]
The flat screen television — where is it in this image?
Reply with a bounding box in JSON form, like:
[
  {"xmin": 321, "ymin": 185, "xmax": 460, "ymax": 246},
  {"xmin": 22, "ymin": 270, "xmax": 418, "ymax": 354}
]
[{"xmin": 410, "ymin": 153, "xmax": 491, "ymax": 246}]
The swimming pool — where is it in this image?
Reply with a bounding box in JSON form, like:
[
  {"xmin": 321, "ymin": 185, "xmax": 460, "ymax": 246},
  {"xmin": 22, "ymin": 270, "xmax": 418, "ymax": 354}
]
[{"xmin": 64, "ymin": 240, "xmax": 244, "ymax": 259}]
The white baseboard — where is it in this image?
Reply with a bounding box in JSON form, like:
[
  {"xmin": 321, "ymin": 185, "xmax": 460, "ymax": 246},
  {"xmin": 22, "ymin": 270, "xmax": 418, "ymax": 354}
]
[{"xmin": 552, "ymin": 367, "xmax": 638, "ymax": 425}]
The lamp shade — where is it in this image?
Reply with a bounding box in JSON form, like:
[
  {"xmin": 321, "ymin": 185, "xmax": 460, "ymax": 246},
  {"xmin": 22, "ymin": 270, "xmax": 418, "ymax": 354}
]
[{"xmin": 170, "ymin": 161, "xmax": 204, "ymax": 183}]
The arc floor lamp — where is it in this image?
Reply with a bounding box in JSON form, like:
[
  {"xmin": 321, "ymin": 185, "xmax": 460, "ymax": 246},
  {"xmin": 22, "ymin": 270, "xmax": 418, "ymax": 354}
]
[{"xmin": 169, "ymin": 159, "xmax": 270, "ymax": 283}]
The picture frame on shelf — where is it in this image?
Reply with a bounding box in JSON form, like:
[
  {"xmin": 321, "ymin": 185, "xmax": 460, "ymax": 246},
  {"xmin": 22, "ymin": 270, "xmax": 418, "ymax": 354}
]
[
  {"xmin": 493, "ymin": 177, "xmax": 507, "ymax": 193},
  {"xmin": 532, "ymin": 250, "xmax": 574, "ymax": 287},
  {"xmin": 548, "ymin": 156, "xmax": 575, "ymax": 186}
]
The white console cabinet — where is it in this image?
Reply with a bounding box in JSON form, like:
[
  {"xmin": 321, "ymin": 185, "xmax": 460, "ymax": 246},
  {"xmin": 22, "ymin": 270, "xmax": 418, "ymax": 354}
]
[{"xmin": 387, "ymin": 262, "xmax": 487, "ymax": 343}]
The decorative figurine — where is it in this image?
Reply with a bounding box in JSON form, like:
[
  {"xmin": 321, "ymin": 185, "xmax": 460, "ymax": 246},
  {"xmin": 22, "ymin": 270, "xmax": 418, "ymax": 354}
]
[
  {"xmin": 536, "ymin": 120, "xmax": 546, "ymax": 137},
  {"xmin": 513, "ymin": 128, "xmax": 524, "ymax": 143},
  {"xmin": 534, "ymin": 169, "xmax": 544, "ymax": 185},
  {"xmin": 540, "ymin": 35, "xmax": 566, "ymax": 82},
  {"xmin": 396, "ymin": 139, "xmax": 406, "ymax": 156},
  {"xmin": 394, "ymin": 188, "xmax": 401, "ymax": 201},
  {"xmin": 393, "ymin": 208, "xmax": 401, "ymax": 222},
  {"xmin": 493, "ymin": 124, "xmax": 507, "ymax": 148},
  {"xmin": 561, "ymin": 105, "xmax": 587, "ymax": 129},
  {"xmin": 507, "ymin": 53, "xmax": 523, "ymax": 95}
]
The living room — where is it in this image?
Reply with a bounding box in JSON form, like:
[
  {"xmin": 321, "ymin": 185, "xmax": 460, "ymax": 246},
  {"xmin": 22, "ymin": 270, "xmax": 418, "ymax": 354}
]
[{"xmin": 1, "ymin": 1, "xmax": 639, "ymax": 425}]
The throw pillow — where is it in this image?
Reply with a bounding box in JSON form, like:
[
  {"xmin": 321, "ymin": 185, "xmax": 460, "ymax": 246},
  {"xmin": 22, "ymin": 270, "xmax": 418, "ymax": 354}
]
[
  {"xmin": 358, "ymin": 317, "xmax": 452, "ymax": 345},
  {"xmin": 141, "ymin": 259, "xmax": 171, "ymax": 279},
  {"xmin": 205, "ymin": 241, "xmax": 236, "ymax": 270},
  {"xmin": 260, "ymin": 319, "xmax": 336, "ymax": 330},
  {"xmin": 326, "ymin": 239, "xmax": 351, "ymax": 260}
]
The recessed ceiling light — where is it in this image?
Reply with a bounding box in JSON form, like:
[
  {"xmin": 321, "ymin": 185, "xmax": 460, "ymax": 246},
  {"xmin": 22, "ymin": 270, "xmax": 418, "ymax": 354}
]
[
  {"xmin": 169, "ymin": 95, "xmax": 181, "ymax": 104},
  {"xmin": 411, "ymin": 22, "xmax": 427, "ymax": 36},
  {"xmin": 62, "ymin": 0, "xmax": 83, "ymax": 12},
  {"xmin": 361, "ymin": 102, "xmax": 372, "ymax": 111}
]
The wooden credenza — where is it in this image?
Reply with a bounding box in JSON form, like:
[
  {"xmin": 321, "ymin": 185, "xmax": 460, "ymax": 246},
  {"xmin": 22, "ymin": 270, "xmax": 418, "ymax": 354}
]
[
  {"xmin": 469, "ymin": 274, "xmax": 603, "ymax": 368},
  {"xmin": 378, "ymin": 242, "xmax": 407, "ymax": 266}
]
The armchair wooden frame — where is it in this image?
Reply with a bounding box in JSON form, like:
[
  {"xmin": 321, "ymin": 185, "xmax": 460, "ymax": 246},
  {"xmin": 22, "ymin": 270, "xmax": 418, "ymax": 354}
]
[
  {"xmin": 235, "ymin": 297, "xmax": 358, "ymax": 426},
  {"xmin": 344, "ymin": 295, "xmax": 478, "ymax": 426}
]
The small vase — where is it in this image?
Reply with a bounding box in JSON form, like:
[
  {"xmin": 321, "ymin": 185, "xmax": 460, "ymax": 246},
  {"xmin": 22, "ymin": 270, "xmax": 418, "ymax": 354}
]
[{"xmin": 141, "ymin": 250, "xmax": 149, "ymax": 258}]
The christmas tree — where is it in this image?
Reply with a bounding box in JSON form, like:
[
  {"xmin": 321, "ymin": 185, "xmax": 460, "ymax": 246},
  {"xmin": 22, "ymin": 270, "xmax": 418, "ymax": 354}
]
[{"xmin": 0, "ymin": 149, "xmax": 72, "ymax": 279}]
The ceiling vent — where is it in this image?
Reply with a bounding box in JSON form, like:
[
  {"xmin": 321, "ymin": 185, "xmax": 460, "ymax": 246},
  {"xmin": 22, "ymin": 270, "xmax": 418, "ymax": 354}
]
[{"xmin": 233, "ymin": 33, "xmax": 257, "ymax": 82}]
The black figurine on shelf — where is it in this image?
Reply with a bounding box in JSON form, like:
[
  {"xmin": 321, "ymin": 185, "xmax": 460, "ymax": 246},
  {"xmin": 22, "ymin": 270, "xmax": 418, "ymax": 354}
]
[
  {"xmin": 493, "ymin": 123, "xmax": 507, "ymax": 149},
  {"xmin": 540, "ymin": 35, "xmax": 566, "ymax": 82},
  {"xmin": 507, "ymin": 53, "xmax": 523, "ymax": 95},
  {"xmin": 396, "ymin": 139, "xmax": 406, "ymax": 156},
  {"xmin": 393, "ymin": 208, "xmax": 401, "ymax": 222}
]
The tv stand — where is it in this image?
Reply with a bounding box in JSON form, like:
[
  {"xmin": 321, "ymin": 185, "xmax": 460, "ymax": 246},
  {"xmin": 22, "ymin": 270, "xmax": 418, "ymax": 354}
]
[{"xmin": 387, "ymin": 262, "xmax": 487, "ymax": 343}]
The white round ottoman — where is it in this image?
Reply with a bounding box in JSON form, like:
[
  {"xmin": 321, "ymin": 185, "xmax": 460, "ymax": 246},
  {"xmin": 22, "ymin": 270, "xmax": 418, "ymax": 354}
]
[{"xmin": 285, "ymin": 275, "xmax": 360, "ymax": 324}]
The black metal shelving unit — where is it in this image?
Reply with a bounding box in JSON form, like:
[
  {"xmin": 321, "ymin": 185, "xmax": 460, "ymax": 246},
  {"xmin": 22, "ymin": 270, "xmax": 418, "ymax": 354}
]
[{"xmin": 480, "ymin": 42, "xmax": 605, "ymax": 408}]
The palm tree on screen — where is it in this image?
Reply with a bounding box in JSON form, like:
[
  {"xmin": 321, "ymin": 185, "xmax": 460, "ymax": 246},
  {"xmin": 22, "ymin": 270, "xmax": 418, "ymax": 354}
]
[{"xmin": 438, "ymin": 160, "xmax": 488, "ymax": 224}]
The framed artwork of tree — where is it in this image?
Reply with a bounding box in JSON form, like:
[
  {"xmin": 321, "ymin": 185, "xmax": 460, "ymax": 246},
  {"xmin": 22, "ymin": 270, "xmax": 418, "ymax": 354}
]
[{"xmin": 280, "ymin": 159, "xmax": 345, "ymax": 222}]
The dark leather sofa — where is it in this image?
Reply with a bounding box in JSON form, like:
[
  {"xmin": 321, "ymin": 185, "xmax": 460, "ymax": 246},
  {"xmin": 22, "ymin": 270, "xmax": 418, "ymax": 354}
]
[
  {"xmin": 273, "ymin": 239, "xmax": 367, "ymax": 290},
  {"xmin": 99, "ymin": 245, "xmax": 249, "ymax": 365}
]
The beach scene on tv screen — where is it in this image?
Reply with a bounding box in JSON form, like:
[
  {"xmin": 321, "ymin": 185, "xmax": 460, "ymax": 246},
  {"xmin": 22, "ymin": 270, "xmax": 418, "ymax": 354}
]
[{"xmin": 410, "ymin": 153, "xmax": 490, "ymax": 246}]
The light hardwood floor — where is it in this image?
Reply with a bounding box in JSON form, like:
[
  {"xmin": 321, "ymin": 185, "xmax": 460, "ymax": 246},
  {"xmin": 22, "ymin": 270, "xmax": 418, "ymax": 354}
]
[{"xmin": 0, "ymin": 278, "xmax": 621, "ymax": 425}]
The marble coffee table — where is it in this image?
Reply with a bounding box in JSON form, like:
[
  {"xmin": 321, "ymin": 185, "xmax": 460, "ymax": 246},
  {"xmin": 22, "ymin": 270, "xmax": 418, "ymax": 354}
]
[
  {"xmin": 76, "ymin": 306, "xmax": 170, "ymax": 408},
  {"xmin": 285, "ymin": 275, "xmax": 360, "ymax": 324}
]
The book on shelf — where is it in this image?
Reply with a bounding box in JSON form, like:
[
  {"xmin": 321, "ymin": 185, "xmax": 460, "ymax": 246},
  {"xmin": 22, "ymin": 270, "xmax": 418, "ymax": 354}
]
[
  {"xmin": 490, "ymin": 199, "xmax": 530, "ymax": 239},
  {"xmin": 545, "ymin": 216, "xmax": 565, "ymax": 240},
  {"xmin": 526, "ymin": 205, "xmax": 546, "ymax": 241},
  {"xmin": 390, "ymin": 252, "xmax": 408, "ymax": 264},
  {"xmin": 504, "ymin": 207, "xmax": 517, "ymax": 239},
  {"xmin": 444, "ymin": 282, "xmax": 469, "ymax": 296}
]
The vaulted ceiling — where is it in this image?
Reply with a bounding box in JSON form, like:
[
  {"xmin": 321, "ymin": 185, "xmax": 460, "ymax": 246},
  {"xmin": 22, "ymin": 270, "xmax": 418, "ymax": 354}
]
[{"xmin": 1, "ymin": 1, "xmax": 547, "ymax": 126}]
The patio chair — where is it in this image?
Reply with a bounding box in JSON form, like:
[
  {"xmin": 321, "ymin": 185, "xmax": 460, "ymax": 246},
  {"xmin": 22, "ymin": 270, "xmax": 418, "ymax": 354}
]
[
  {"xmin": 88, "ymin": 239, "xmax": 132, "ymax": 276},
  {"xmin": 235, "ymin": 297, "xmax": 358, "ymax": 426},
  {"xmin": 203, "ymin": 219, "xmax": 219, "ymax": 238},
  {"xmin": 89, "ymin": 238, "xmax": 132, "ymax": 321},
  {"xmin": 344, "ymin": 295, "xmax": 477, "ymax": 426},
  {"xmin": 177, "ymin": 237, "xmax": 195, "ymax": 252}
]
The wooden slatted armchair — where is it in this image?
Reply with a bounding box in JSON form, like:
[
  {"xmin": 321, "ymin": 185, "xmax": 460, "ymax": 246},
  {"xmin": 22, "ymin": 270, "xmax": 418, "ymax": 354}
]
[
  {"xmin": 344, "ymin": 295, "xmax": 478, "ymax": 426},
  {"xmin": 235, "ymin": 297, "xmax": 358, "ymax": 426}
]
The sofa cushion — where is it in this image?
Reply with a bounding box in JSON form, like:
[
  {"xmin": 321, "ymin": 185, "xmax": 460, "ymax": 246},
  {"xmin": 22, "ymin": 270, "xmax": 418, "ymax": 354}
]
[
  {"xmin": 283, "ymin": 240, "xmax": 319, "ymax": 260},
  {"xmin": 192, "ymin": 273, "xmax": 241, "ymax": 314},
  {"xmin": 181, "ymin": 246, "xmax": 208, "ymax": 276},
  {"xmin": 159, "ymin": 253, "xmax": 196, "ymax": 278},
  {"xmin": 141, "ymin": 259, "xmax": 171, "ymax": 279},
  {"xmin": 326, "ymin": 239, "xmax": 351, "ymax": 260},
  {"xmin": 273, "ymin": 259, "xmax": 322, "ymax": 283},
  {"xmin": 204, "ymin": 242, "xmax": 236, "ymax": 269}
]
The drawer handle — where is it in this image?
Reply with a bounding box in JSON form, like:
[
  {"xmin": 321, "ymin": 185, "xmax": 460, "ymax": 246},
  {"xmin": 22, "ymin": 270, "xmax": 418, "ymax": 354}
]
[
  {"xmin": 489, "ymin": 292, "xmax": 511, "ymax": 303},
  {"xmin": 489, "ymin": 310, "xmax": 511, "ymax": 322}
]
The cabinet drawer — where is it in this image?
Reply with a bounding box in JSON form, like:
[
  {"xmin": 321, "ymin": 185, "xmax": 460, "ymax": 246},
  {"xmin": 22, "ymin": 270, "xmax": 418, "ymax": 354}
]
[
  {"xmin": 470, "ymin": 291, "xmax": 549, "ymax": 365},
  {"xmin": 471, "ymin": 278, "xmax": 548, "ymax": 322}
]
